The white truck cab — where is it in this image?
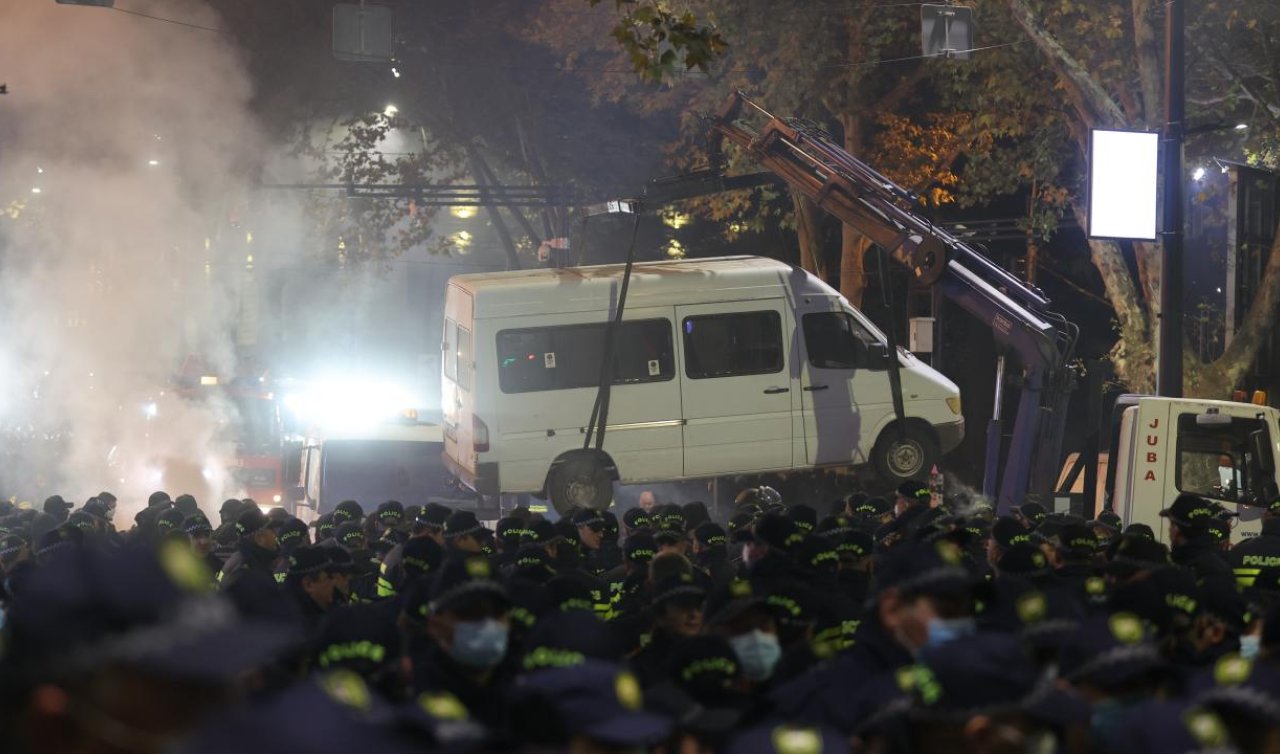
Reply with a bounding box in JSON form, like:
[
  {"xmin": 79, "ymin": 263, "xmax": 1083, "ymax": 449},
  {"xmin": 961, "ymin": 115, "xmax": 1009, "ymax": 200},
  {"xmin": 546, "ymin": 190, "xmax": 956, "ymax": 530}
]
[
  {"xmin": 287, "ymin": 420, "xmax": 476, "ymax": 523},
  {"xmin": 441, "ymin": 256, "xmax": 964, "ymax": 512},
  {"xmin": 1107, "ymin": 395, "xmax": 1280, "ymax": 541}
]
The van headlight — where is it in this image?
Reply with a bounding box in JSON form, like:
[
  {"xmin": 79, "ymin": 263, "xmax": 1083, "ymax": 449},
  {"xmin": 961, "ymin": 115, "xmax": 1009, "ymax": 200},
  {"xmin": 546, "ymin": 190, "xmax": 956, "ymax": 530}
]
[{"xmin": 946, "ymin": 396, "xmax": 962, "ymax": 415}]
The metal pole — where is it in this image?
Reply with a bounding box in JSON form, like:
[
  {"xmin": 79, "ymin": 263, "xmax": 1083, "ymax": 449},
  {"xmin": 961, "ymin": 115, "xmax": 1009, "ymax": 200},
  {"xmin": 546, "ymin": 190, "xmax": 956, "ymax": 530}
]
[
  {"xmin": 983, "ymin": 354, "xmax": 1007, "ymax": 501},
  {"xmin": 1158, "ymin": 0, "xmax": 1185, "ymax": 397}
]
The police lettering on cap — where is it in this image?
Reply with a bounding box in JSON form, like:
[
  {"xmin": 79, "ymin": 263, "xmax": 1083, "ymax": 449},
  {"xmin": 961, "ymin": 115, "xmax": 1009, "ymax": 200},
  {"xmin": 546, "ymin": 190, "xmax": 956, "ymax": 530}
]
[
  {"xmin": 402, "ymin": 536, "xmax": 444, "ymax": 579},
  {"xmin": 694, "ymin": 522, "xmax": 728, "ymax": 549},
  {"xmin": 1160, "ymin": 492, "xmax": 1219, "ymax": 531},
  {"xmin": 156, "ymin": 508, "xmax": 186, "ymax": 531},
  {"xmin": 313, "ymin": 603, "xmax": 401, "ymax": 680},
  {"xmin": 853, "ymin": 496, "xmax": 893, "ymax": 517},
  {"xmin": 1015, "ymin": 502, "xmax": 1048, "ymax": 526},
  {"xmin": 897, "ymin": 480, "xmax": 931, "ymax": 504},
  {"xmin": 787, "ymin": 504, "xmax": 818, "ymax": 533},
  {"xmin": 375, "ymin": 500, "xmax": 404, "ymax": 523},
  {"xmin": 278, "ymin": 518, "xmax": 309, "ymax": 547},
  {"xmin": 623, "ymin": 532, "xmax": 657, "ymax": 565},
  {"xmin": 521, "ymin": 610, "xmax": 625, "ymax": 672},
  {"xmin": 334, "ymin": 522, "xmax": 365, "ymax": 548},
  {"xmin": 332, "ymin": 500, "xmax": 364, "ymax": 523},
  {"xmin": 623, "ymin": 507, "xmax": 651, "ymax": 531},
  {"xmin": 1056, "ymin": 523, "xmax": 1099, "ymax": 556},
  {"xmin": 834, "ymin": 529, "xmax": 875, "ymax": 558},
  {"xmin": 991, "ymin": 517, "xmax": 1033, "ymax": 549}
]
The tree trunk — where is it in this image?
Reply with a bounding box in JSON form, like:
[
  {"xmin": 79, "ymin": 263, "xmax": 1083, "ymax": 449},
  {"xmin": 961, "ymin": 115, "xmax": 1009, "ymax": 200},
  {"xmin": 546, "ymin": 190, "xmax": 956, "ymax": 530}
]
[
  {"xmin": 1186, "ymin": 220, "xmax": 1280, "ymax": 396},
  {"xmin": 840, "ymin": 233, "xmax": 873, "ymax": 308},
  {"xmin": 836, "ymin": 112, "xmax": 873, "ymax": 307},
  {"xmin": 793, "ymin": 192, "xmax": 826, "ymax": 281}
]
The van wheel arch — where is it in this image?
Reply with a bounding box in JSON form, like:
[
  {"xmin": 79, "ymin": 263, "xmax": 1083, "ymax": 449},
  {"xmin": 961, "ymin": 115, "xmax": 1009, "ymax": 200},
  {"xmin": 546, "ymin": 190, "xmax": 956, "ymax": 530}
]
[
  {"xmin": 544, "ymin": 450, "xmax": 618, "ymax": 514},
  {"xmin": 871, "ymin": 419, "xmax": 940, "ymax": 484}
]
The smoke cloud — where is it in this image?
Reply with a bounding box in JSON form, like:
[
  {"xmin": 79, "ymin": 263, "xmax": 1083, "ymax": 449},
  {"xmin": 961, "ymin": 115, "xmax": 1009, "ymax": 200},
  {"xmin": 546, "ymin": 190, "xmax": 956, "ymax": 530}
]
[{"xmin": 0, "ymin": 0, "xmax": 264, "ymax": 520}]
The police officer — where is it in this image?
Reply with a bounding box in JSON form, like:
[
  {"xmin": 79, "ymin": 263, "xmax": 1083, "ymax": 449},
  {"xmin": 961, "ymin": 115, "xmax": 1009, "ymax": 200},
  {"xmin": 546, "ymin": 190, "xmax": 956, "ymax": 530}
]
[
  {"xmin": 0, "ymin": 543, "xmax": 295, "ymax": 754},
  {"xmin": 1230, "ymin": 497, "xmax": 1280, "ymax": 588},
  {"xmin": 403, "ymin": 555, "xmax": 513, "ymax": 727},
  {"xmin": 284, "ymin": 544, "xmax": 341, "ymax": 632},
  {"xmin": 1161, "ymin": 493, "xmax": 1232, "ymax": 580},
  {"xmin": 219, "ymin": 507, "xmax": 280, "ymax": 590}
]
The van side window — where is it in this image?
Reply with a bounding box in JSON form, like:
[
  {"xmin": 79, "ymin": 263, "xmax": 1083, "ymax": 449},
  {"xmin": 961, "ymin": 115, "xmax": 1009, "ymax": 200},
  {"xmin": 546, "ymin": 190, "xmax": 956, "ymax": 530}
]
[
  {"xmin": 443, "ymin": 318, "xmax": 457, "ymax": 382},
  {"xmin": 683, "ymin": 310, "xmax": 783, "ymax": 379},
  {"xmin": 802, "ymin": 311, "xmax": 881, "ymax": 369},
  {"xmin": 457, "ymin": 326, "xmax": 473, "ymax": 391},
  {"xmin": 496, "ymin": 319, "xmax": 675, "ymax": 394}
]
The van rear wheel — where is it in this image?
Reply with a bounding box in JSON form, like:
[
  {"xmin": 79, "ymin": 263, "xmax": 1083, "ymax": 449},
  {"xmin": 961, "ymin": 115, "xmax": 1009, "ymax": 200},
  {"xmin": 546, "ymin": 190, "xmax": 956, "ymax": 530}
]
[
  {"xmin": 549, "ymin": 456, "xmax": 613, "ymax": 514},
  {"xmin": 872, "ymin": 425, "xmax": 938, "ymax": 485}
]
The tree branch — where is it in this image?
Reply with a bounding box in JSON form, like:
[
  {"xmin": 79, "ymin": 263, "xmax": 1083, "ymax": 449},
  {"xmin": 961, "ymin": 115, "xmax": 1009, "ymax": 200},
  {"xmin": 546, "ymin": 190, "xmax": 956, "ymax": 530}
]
[
  {"xmin": 1129, "ymin": 0, "xmax": 1162, "ymax": 125},
  {"xmin": 1193, "ymin": 221, "xmax": 1280, "ymax": 394},
  {"xmin": 1004, "ymin": 0, "xmax": 1129, "ymax": 127}
]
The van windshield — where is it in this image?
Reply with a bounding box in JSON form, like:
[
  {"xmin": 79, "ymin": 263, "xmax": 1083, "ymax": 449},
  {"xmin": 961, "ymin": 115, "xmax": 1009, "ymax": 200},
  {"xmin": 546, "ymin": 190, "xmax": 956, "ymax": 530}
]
[{"xmin": 319, "ymin": 439, "xmax": 471, "ymax": 513}]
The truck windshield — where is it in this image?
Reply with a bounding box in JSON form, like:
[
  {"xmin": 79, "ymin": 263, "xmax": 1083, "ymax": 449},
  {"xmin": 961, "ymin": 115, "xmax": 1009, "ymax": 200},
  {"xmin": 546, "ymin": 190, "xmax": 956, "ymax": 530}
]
[
  {"xmin": 319, "ymin": 439, "xmax": 470, "ymax": 513},
  {"xmin": 1175, "ymin": 413, "xmax": 1268, "ymax": 503}
]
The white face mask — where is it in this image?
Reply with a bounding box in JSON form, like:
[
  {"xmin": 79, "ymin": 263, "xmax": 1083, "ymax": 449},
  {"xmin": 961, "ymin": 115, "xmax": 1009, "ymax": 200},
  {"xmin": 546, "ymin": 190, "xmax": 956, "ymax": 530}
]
[{"xmin": 1241, "ymin": 634, "xmax": 1261, "ymax": 660}]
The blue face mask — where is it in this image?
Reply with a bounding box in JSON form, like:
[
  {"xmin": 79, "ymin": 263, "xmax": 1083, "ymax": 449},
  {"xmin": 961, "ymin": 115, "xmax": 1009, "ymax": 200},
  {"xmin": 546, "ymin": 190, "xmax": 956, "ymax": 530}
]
[
  {"xmin": 730, "ymin": 629, "xmax": 782, "ymax": 682},
  {"xmin": 449, "ymin": 619, "xmax": 509, "ymax": 669},
  {"xmin": 924, "ymin": 617, "xmax": 975, "ymax": 649},
  {"xmin": 1241, "ymin": 635, "xmax": 1261, "ymax": 661}
]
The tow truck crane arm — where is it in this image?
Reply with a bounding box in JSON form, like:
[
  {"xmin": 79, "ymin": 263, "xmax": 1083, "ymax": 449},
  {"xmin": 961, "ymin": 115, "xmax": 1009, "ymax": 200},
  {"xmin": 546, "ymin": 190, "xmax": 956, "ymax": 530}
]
[{"xmin": 707, "ymin": 92, "xmax": 1078, "ymax": 509}]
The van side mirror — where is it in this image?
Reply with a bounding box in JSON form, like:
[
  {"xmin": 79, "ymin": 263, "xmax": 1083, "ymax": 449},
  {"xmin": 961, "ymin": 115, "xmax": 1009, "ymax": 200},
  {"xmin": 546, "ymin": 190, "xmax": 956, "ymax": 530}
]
[{"xmin": 864, "ymin": 342, "xmax": 892, "ymax": 370}]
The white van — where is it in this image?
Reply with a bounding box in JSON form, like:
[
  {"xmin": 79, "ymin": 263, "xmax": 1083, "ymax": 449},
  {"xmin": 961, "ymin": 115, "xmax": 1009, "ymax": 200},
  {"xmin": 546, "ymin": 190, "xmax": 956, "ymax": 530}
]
[{"xmin": 441, "ymin": 256, "xmax": 963, "ymax": 511}]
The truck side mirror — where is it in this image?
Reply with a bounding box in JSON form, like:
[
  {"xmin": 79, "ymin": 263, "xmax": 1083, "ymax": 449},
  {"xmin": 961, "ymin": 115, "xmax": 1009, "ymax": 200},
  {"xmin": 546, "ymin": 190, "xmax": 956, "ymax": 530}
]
[
  {"xmin": 285, "ymin": 486, "xmax": 306, "ymax": 503},
  {"xmin": 1252, "ymin": 429, "xmax": 1275, "ymax": 475}
]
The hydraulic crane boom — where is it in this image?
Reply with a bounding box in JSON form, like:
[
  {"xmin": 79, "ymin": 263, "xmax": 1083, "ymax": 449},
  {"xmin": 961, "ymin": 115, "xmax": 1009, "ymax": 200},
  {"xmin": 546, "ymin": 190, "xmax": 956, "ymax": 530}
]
[{"xmin": 708, "ymin": 91, "xmax": 1078, "ymax": 509}]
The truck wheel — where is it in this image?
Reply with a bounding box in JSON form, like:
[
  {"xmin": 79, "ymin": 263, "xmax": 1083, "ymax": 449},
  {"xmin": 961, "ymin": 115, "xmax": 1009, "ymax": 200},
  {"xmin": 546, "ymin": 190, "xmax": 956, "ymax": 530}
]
[
  {"xmin": 549, "ymin": 456, "xmax": 613, "ymax": 513},
  {"xmin": 872, "ymin": 425, "xmax": 938, "ymax": 484}
]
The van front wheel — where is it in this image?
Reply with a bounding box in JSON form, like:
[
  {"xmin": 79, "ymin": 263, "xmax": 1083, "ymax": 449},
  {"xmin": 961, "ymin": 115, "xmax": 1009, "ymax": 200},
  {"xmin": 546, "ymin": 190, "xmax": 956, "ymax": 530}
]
[
  {"xmin": 872, "ymin": 425, "xmax": 938, "ymax": 484},
  {"xmin": 549, "ymin": 456, "xmax": 613, "ymax": 513}
]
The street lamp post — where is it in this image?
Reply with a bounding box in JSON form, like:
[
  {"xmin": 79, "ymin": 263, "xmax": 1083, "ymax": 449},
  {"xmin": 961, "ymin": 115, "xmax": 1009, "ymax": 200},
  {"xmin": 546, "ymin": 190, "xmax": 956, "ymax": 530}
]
[{"xmin": 1159, "ymin": 0, "xmax": 1185, "ymax": 397}]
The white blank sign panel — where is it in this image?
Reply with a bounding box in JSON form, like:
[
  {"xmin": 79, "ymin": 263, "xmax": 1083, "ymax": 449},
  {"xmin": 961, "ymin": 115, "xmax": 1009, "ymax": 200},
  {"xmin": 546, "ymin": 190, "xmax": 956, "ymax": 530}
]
[{"xmin": 1089, "ymin": 129, "xmax": 1159, "ymax": 241}]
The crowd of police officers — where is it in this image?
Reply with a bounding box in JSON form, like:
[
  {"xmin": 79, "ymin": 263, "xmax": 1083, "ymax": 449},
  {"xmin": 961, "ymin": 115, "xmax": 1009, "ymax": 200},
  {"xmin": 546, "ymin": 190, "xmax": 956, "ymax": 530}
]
[{"xmin": 2, "ymin": 478, "xmax": 1280, "ymax": 753}]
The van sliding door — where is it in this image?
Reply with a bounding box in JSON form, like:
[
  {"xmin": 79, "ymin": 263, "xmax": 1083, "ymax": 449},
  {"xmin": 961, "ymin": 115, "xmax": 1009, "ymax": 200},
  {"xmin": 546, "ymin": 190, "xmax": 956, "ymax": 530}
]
[{"xmin": 677, "ymin": 302, "xmax": 795, "ymax": 476}]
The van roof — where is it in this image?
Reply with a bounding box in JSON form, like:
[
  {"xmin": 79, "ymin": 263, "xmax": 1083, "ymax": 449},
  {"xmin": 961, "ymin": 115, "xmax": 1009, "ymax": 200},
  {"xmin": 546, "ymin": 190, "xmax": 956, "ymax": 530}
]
[{"xmin": 449, "ymin": 255, "xmax": 837, "ymax": 317}]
